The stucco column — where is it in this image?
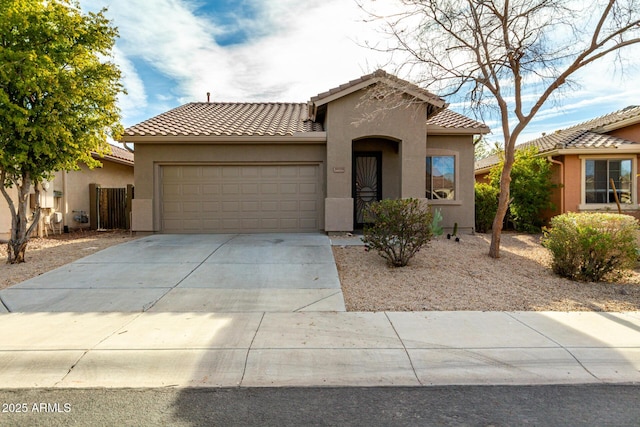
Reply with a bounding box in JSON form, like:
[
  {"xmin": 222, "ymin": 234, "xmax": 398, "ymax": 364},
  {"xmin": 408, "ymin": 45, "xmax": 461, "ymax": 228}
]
[
  {"xmin": 400, "ymin": 134, "xmax": 427, "ymax": 199},
  {"xmin": 325, "ymin": 130, "xmax": 354, "ymax": 232}
]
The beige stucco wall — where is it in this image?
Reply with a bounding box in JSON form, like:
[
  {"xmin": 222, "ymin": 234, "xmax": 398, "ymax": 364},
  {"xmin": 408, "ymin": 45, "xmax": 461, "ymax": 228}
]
[
  {"xmin": 56, "ymin": 160, "xmax": 133, "ymax": 230},
  {"xmin": 0, "ymin": 187, "xmax": 18, "ymax": 240},
  {"xmin": 1, "ymin": 159, "xmax": 133, "ymax": 239},
  {"xmin": 132, "ymin": 143, "xmax": 326, "ymax": 232},
  {"xmin": 426, "ymin": 134, "xmax": 476, "ymax": 232},
  {"xmin": 324, "ymin": 89, "xmax": 428, "ymax": 231}
]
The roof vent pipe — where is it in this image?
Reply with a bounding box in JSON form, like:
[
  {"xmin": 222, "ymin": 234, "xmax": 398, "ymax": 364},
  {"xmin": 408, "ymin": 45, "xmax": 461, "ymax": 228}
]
[{"xmin": 207, "ymin": 92, "xmax": 210, "ymax": 103}]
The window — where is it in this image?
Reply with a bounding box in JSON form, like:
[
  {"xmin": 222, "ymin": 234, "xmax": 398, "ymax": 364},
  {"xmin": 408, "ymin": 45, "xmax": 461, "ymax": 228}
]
[
  {"xmin": 585, "ymin": 159, "xmax": 632, "ymax": 204},
  {"xmin": 426, "ymin": 156, "xmax": 455, "ymax": 200}
]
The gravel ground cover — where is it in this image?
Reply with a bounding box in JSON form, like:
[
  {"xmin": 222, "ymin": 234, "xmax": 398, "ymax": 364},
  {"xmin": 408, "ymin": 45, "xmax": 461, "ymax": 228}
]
[{"xmin": 333, "ymin": 233, "xmax": 640, "ymax": 312}]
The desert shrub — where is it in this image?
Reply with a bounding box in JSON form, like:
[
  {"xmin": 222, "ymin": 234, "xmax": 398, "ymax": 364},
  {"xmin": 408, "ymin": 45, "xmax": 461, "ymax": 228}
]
[
  {"xmin": 489, "ymin": 146, "xmax": 555, "ymax": 232},
  {"xmin": 541, "ymin": 212, "xmax": 639, "ymax": 282},
  {"xmin": 475, "ymin": 182, "xmax": 499, "ymax": 233},
  {"xmin": 363, "ymin": 198, "xmax": 433, "ymax": 267}
]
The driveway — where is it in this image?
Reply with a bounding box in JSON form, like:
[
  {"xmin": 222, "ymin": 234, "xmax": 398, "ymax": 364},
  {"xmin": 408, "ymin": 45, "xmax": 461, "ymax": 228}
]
[{"xmin": 0, "ymin": 233, "xmax": 345, "ymax": 312}]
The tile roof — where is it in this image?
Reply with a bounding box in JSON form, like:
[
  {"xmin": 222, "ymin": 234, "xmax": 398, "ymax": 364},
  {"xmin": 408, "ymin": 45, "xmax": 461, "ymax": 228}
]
[
  {"xmin": 427, "ymin": 108, "xmax": 490, "ymax": 133},
  {"xmin": 475, "ymin": 105, "xmax": 640, "ymax": 171},
  {"xmin": 92, "ymin": 144, "xmax": 134, "ymax": 165},
  {"xmin": 565, "ymin": 105, "xmax": 640, "ymax": 132},
  {"xmin": 123, "ymin": 71, "xmax": 488, "ymax": 141},
  {"xmin": 124, "ymin": 102, "xmax": 323, "ymax": 138},
  {"xmin": 310, "ymin": 69, "xmax": 446, "ymax": 109},
  {"xmin": 107, "ymin": 144, "xmax": 134, "ymax": 163}
]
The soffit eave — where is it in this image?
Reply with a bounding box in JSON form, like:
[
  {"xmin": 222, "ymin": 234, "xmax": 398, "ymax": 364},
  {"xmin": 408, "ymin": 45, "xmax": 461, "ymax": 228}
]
[
  {"xmin": 120, "ymin": 133, "xmax": 328, "ymax": 144},
  {"xmin": 427, "ymin": 126, "xmax": 491, "ymax": 136}
]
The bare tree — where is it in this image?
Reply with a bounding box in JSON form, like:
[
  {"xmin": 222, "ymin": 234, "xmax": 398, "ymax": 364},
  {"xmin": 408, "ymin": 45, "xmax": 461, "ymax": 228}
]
[{"xmin": 360, "ymin": 0, "xmax": 640, "ymax": 258}]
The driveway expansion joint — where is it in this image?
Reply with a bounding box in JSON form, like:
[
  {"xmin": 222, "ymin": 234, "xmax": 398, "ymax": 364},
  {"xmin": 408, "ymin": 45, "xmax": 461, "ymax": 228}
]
[{"xmin": 141, "ymin": 234, "xmax": 240, "ymax": 312}]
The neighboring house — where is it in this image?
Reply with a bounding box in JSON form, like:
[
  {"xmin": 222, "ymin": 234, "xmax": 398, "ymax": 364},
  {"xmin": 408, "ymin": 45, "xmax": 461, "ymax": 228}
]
[
  {"xmin": 0, "ymin": 144, "xmax": 134, "ymax": 240},
  {"xmin": 122, "ymin": 70, "xmax": 489, "ymax": 235},
  {"xmin": 475, "ymin": 105, "xmax": 640, "ymax": 221}
]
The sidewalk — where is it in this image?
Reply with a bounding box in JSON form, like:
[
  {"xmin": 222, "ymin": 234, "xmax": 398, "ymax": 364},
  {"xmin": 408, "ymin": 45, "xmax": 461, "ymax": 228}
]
[{"xmin": 1, "ymin": 311, "xmax": 638, "ymax": 388}]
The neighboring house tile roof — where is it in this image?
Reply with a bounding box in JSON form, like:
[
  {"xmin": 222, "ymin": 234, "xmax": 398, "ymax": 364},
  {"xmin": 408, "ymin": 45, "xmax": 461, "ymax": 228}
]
[
  {"xmin": 565, "ymin": 105, "xmax": 640, "ymax": 132},
  {"xmin": 427, "ymin": 108, "xmax": 490, "ymax": 133},
  {"xmin": 124, "ymin": 102, "xmax": 323, "ymax": 137},
  {"xmin": 92, "ymin": 144, "xmax": 134, "ymax": 165},
  {"xmin": 475, "ymin": 105, "xmax": 640, "ymax": 172},
  {"xmin": 107, "ymin": 144, "xmax": 134, "ymax": 163}
]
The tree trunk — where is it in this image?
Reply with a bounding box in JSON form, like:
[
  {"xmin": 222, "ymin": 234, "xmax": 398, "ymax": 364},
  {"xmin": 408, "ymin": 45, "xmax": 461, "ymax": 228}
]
[
  {"xmin": 488, "ymin": 151, "xmax": 516, "ymax": 259},
  {"xmin": 2, "ymin": 171, "xmax": 38, "ymax": 264},
  {"xmin": 7, "ymin": 239, "xmax": 28, "ymax": 264}
]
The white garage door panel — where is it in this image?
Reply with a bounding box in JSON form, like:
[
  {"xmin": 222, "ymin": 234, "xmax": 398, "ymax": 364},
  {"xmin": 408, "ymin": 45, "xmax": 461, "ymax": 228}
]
[{"xmin": 161, "ymin": 165, "xmax": 321, "ymax": 233}]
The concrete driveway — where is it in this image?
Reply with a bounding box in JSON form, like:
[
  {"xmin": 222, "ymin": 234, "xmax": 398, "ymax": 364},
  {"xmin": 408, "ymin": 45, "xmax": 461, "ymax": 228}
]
[{"xmin": 0, "ymin": 233, "xmax": 345, "ymax": 313}]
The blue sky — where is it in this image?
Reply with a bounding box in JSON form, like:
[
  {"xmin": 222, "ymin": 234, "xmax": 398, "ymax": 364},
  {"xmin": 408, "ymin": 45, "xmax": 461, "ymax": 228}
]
[{"xmin": 79, "ymin": 0, "xmax": 640, "ymax": 146}]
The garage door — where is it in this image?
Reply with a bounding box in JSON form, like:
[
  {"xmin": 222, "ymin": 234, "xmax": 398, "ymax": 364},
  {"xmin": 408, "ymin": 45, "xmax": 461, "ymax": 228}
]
[{"xmin": 161, "ymin": 164, "xmax": 321, "ymax": 233}]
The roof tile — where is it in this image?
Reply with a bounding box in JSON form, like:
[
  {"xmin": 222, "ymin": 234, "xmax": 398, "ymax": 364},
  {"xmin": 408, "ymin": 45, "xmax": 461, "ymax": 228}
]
[
  {"xmin": 475, "ymin": 106, "xmax": 640, "ymax": 171},
  {"xmin": 125, "ymin": 102, "xmax": 323, "ymax": 137},
  {"xmin": 92, "ymin": 144, "xmax": 134, "ymax": 165},
  {"xmin": 311, "ymin": 69, "xmax": 445, "ymax": 108},
  {"xmin": 427, "ymin": 108, "xmax": 489, "ymax": 132}
]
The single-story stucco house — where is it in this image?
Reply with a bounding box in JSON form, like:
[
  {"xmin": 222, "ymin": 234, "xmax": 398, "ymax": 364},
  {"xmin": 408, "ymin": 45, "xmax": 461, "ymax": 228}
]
[
  {"xmin": 122, "ymin": 70, "xmax": 489, "ymax": 235},
  {"xmin": 475, "ymin": 105, "xmax": 640, "ymax": 221},
  {"xmin": 0, "ymin": 144, "xmax": 134, "ymax": 240}
]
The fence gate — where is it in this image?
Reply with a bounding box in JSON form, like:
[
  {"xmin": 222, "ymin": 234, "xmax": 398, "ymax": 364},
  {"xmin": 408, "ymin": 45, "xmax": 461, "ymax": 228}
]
[{"xmin": 89, "ymin": 184, "xmax": 133, "ymax": 230}]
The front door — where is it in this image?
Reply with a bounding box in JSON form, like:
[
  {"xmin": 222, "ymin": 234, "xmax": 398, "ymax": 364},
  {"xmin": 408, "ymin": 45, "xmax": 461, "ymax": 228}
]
[{"xmin": 353, "ymin": 152, "xmax": 382, "ymax": 228}]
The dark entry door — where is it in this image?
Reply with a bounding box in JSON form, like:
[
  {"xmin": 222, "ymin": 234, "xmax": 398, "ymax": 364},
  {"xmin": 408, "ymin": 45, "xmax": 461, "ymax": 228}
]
[{"xmin": 353, "ymin": 152, "xmax": 382, "ymax": 227}]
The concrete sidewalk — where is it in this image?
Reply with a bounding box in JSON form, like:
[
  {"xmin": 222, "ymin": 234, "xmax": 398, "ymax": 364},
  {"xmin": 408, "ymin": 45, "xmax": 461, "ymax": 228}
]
[{"xmin": 1, "ymin": 311, "xmax": 638, "ymax": 388}]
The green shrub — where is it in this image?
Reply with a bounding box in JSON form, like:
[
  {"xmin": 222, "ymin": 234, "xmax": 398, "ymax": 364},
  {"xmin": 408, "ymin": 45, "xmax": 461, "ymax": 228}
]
[
  {"xmin": 475, "ymin": 182, "xmax": 499, "ymax": 233},
  {"xmin": 489, "ymin": 146, "xmax": 555, "ymax": 232},
  {"xmin": 541, "ymin": 212, "xmax": 639, "ymax": 282},
  {"xmin": 363, "ymin": 198, "xmax": 433, "ymax": 267}
]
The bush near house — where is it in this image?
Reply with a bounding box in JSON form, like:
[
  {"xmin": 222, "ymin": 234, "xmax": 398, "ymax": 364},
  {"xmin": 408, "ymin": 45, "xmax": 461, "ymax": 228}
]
[
  {"xmin": 489, "ymin": 146, "xmax": 555, "ymax": 233},
  {"xmin": 363, "ymin": 198, "xmax": 433, "ymax": 267},
  {"xmin": 541, "ymin": 212, "xmax": 639, "ymax": 282},
  {"xmin": 475, "ymin": 182, "xmax": 499, "ymax": 233}
]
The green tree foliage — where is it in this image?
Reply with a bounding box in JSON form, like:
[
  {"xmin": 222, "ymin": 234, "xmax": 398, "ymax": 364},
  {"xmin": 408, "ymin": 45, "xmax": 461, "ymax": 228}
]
[
  {"xmin": 0, "ymin": 0, "xmax": 124, "ymax": 263},
  {"xmin": 542, "ymin": 213, "xmax": 638, "ymax": 282},
  {"xmin": 489, "ymin": 147, "xmax": 555, "ymax": 233},
  {"xmin": 474, "ymin": 182, "xmax": 499, "ymax": 233},
  {"xmin": 474, "ymin": 137, "xmax": 502, "ymax": 161},
  {"xmin": 363, "ymin": 198, "xmax": 433, "ymax": 267}
]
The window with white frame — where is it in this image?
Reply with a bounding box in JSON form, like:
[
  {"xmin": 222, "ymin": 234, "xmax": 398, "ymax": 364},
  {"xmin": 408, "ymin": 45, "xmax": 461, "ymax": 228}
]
[
  {"xmin": 585, "ymin": 158, "xmax": 633, "ymax": 204},
  {"xmin": 426, "ymin": 155, "xmax": 455, "ymax": 200}
]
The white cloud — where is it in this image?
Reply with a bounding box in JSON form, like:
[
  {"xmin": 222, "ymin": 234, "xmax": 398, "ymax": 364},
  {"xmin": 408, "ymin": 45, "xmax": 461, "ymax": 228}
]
[
  {"xmin": 79, "ymin": 0, "xmax": 640, "ymax": 137},
  {"xmin": 111, "ymin": 46, "xmax": 147, "ymax": 119},
  {"xmin": 79, "ymin": 0, "xmax": 391, "ymax": 116}
]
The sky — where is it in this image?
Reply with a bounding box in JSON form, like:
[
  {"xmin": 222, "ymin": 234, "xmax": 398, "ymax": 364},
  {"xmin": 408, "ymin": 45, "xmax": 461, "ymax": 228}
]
[{"xmin": 78, "ymin": 0, "xmax": 640, "ymax": 147}]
